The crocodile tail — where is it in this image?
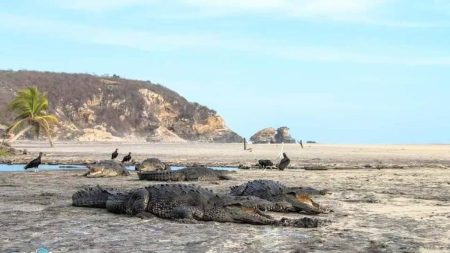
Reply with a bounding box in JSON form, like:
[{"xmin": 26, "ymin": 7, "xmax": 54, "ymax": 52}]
[
  {"xmin": 72, "ymin": 185, "xmax": 113, "ymax": 208},
  {"xmin": 143, "ymin": 170, "xmax": 180, "ymax": 181}
]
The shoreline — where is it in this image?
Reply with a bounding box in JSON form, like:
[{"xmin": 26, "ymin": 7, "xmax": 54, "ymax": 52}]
[{"xmin": 2, "ymin": 142, "xmax": 450, "ymax": 169}]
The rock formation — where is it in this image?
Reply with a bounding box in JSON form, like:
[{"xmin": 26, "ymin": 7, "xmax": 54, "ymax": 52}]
[
  {"xmin": 0, "ymin": 70, "xmax": 242, "ymax": 143},
  {"xmin": 250, "ymin": 127, "xmax": 296, "ymax": 144},
  {"xmin": 274, "ymin": 127, "xmax": 296, "ymax": 143},
  {"xmin": 250, "ymin": 128, "xmax": 276, "ymax": 144}
]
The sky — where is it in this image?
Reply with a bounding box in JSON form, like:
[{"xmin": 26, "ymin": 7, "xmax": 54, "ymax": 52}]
[{"xmin": 0, "ymin": 0, "xmax": 449, "ymax": 144}]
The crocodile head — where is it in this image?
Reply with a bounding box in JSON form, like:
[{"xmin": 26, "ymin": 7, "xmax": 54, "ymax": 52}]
[
  {"xmin": 86, "ymin": 167, "xmax": 122, "ymax": 177},
  {"xmin": 283, "ymin": 192, "xmax": 323, "ymax": 214},
  {"xmin": 219, "ymin": 202, "xmax": 321, "ymax": 227},
  {"xmin": 219, "ymin": 202, "xmax": 276, "ymax": 225},
  {"xmin": 85, "ymin": 160, "xmax": 130, "ymax": 177}
]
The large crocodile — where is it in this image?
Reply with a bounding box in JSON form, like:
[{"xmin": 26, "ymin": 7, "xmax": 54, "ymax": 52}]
[
  {"xmin": 137, "ymin": 166, "xmax": 233, "ymax": 181},
  {"xmin": 83, "ymin": 160, "xmax": 130, "ymax": 178},
  {"xmin": 230, "ymin": 180, "xmax": 328, "ymax": 214},
  {"xmin": 72, "ymin": 184, "xmax": 321, "ymax": 228},
  {"xmin": 135, "ymin": 158, "xmax": 171, "ymax": 172}
]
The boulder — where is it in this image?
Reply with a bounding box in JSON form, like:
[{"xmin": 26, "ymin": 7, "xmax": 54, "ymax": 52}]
[{"xmin": 250, "ymin": 128, "xmax": 276, "ymax": 144}]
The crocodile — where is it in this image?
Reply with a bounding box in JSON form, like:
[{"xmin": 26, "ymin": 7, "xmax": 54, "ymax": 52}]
[
  {"xmin": 72, "ymin": 184, "xmax": 322, "ymax": 228},
  {"xmin": 137, "ymin": 166, "xmax": 234, "ymax": 181},
  {"xmin": 135, "ymin": 158, "xmax": 171, "ymax": 172},
  {"xmin": 83, "ymin": 160, "xmax": 130, "ymax": 178},
  {"xmin": 230, "ymin": 180, "xmax": 329, "ymax": 214}
]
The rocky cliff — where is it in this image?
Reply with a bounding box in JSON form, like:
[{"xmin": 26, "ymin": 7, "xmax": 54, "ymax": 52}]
[
  {"xmin": 250, "ymin": 127, "xmax": 296, "ymax": 144},
  {"xmin": 0, "ymin": 70, "xmax": 242, "ymax": 143}
]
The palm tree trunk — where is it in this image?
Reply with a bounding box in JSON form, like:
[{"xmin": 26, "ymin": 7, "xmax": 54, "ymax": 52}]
[
  {"xmin": 7, "ymin": 125, "xmax": 33, "ymax": 144},
  {"xmin": 48, "ymin": 135, "xmax": 54, "ymax": 148}
]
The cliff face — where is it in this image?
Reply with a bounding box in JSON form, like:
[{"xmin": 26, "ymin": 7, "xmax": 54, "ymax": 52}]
[{"xmin": 0, "ymin": 70, "xmax": 242, "ymax": 143}]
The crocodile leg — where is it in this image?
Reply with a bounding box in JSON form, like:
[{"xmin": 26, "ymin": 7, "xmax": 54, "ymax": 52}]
[
  {"xmin": 125, "ymin": 189, "xmax": 150, "ymax": 215},
  {"xmin": 106, "ymin": 192, "xmax": 129, "ymax": 214},
  {"xmin": 136, "ymin": 212, "xmax": 155, "ymax": 219},
  {"xmin": 278, "ymin": 217, "xmax": 322, "ymax": 228}
]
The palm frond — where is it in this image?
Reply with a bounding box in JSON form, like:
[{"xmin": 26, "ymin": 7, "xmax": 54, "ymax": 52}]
[
  {"xmin": 34, "ymin": 115, "xmax": 59, "ymax": 124},
  {"xmin": 6, "ymin": 86, "xmax": 59, "ymax": 146}
]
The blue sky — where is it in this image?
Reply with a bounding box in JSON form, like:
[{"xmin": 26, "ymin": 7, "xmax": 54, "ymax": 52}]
[{"xmin": 0, "ymin": 0, "xmax": 449, "ymax": 144}]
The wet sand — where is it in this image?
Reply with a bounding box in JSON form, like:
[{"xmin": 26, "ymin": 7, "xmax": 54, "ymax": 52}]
[
  {"xmin": 1, "ymin": 143, "xmax": 450, "ymax": 252},
  {"xmin": 5, "ymin": 142, "xmax": 450, "ymax": 168}
]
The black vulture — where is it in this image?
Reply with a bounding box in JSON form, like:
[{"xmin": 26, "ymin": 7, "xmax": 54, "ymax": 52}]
[
  {"xmin": 122, "ymin": 152, "xmax": 132, "ymax": 163},
  {"xmin": 24, "ymin": 152, "xmax": 43, "ymax": 171},
  {"xmin": 111, "ymin": 148, "xmax": 119, "ymax": 160},
  {"xmin": 258, "ymin": 159, "xmax": 274, "ymax": 169},
  {"xmin": 277, "ymin": 153, "xmax": 290, "ymax": 170}
]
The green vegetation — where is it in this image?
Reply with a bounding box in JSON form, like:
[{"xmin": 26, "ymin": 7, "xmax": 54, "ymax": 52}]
[
  {"xmin": 0, "ymin": 71, "xmax": 243, "ymax": 143},
  {"xmin": 0, "ymin": 147, "xmax": 9, "ymax": 157},
  {"xmin": 6, "ymin": 86, "xmax": 58, "ymax": 147}
]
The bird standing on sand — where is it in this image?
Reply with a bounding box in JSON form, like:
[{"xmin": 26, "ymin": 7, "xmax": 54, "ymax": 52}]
[
  {"xmin": 24, "ymin": 152, "xmax": 43, "ymax": 172},
  {"xmin": 258, "ymin": 159, "xmax": 274, "ymax": 169},
  {"xmin": 122, "ymin": 152, "xmax": 132, "ymax": 164},
  {"xmin": 277, "ymin": 153, "xmax": 290, "ymax": 170},
  {"xmin": 111, "ymin": 149, "xmax": 119, "ymax": 160}
]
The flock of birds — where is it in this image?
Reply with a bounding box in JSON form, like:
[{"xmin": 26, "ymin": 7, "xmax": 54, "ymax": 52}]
[
  {"xmin": 24, "ymin": 148, "xmax": 132, "ymax": 172},
  {"xmin": 23, "ymin": 148, "xmax": 290, "ymax": 172},
  {"xmin": 111, "ymin": 148, "xmax": 132, "ymax": 163}
]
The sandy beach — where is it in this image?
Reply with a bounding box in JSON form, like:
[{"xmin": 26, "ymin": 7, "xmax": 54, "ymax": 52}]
[
  {"xmin": 5, "ymin": 142, "xmax": 450, "ymax": 168},
  {"xmin": 1, "ymin": 142, "xmax": 450, "ymax": 252}
]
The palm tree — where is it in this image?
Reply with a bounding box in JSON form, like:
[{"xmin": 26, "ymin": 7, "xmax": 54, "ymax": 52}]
[{"xmin": 6, "ymin": 86, "xmax": 58, "ymax": 147}]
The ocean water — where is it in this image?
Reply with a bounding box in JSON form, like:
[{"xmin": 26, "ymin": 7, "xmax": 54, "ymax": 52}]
[{"xmin": 0, "ymin": 164, "xmax": 87, "ymax": 172}]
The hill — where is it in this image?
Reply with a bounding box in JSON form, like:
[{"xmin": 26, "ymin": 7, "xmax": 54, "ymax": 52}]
[{"xmin": 0, "ymin": 70, "xmax": 242, "ymax": 143}]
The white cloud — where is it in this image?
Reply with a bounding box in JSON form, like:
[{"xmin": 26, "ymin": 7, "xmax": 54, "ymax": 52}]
[
  {"xmin": 0, "ymin": 13, "xmax": 218, "ymax": 51},
  {"xmin": 182, "ymin": 0, "xmax": 386, "ymax": 19},
  {"xmin": 1, "ymin": 13, "xmax": 449, "ymax": 66},
  {"xmin": 49, "ymin": 0, "xmax": 153, "ymax": 12},
  {"xmin": 46, "ymin": 0, "xmax": 450, "ymax": 28},
  {"xmin": 360, "ymin": 19, "xmax": 450, "ymax": 28},
  {"xmin": 50, "ymin": 0, "xmax": 386, "ymax": 20}
]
